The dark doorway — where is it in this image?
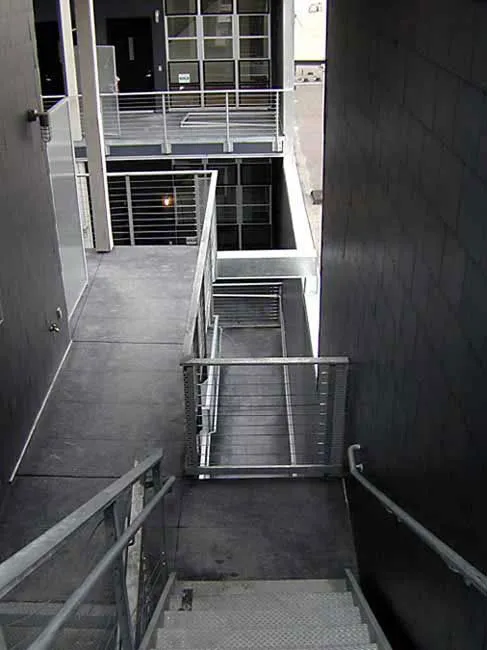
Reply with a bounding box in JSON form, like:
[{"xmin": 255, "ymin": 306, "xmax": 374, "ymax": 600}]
[
  {"xmin": 106, "ymin": 18, "xmax": 154, "ymax": 93},
  {"xmin": 35, "ymin": 21, "xmax": 65, "ymax": 96}
]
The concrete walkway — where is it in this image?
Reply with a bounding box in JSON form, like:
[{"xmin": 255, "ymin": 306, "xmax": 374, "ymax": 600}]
[{"xmin": 0, "ymin": 246, "xmax": 355, "ymax": 587}]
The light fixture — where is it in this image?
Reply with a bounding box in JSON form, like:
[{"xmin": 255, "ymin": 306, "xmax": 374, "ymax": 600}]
[
  {"xmin": 161, "ymin": 195, "xmax": 174, "ymax": 208},
  {"xmin": 27, "ymin": 109, "xmax": 52, "ymax": 143},
  {"xmin": 154, "ymin": 9, "xmax": 160, "ymax": 23}
]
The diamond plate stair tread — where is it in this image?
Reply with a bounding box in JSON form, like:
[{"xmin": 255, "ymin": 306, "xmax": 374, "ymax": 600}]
[
  {"xmin": 173, "ymin": 579, "xmax": 347, "ymax": 596},
  {"xmin": 157, "ymin": 623, "xmax": 370, "ymax": 648},
  {"xmin": 155, "ymin": 646, "xmax": 378, "ymax": 650},
  {"xmin": 169, "ymin": 590, "xmax": 354, "ymax": 611},
  {"xmin": 165, "ymin": 606, "xmax": 362, "ymax": 629}
]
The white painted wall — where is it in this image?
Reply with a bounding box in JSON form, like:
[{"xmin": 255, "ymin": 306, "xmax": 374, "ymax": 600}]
[{"xmin": 294, "ymin": 0, "xmax": 326, "ymax": 61}]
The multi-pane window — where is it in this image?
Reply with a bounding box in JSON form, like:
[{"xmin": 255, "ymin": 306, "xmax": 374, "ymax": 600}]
[{"xmin": 164, "ymin": 0, "xmax": 271, "ymax": 94}]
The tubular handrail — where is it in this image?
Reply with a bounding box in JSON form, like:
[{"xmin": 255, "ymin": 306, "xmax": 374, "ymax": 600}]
[
  {"xmin": 183, "ymin": 356, "xmax": 350, "ymax": 366},
  {"xmin": 348, "ymin": 444, "xmax": 487, "ymax": 597},
  {"xmin": 26, "ymin": 475, "xmax": 176, "ymax": 650},
  {"xmin": 182, "ymin": 170, "xmax": 218, "ymax": 359},
  {"xmin": 99, "ymin": 88, "xmax": 289, "ymax": 97},
  {"xmin": 0, "ymin": 449, "xmax": 163, "ymax": 600}
]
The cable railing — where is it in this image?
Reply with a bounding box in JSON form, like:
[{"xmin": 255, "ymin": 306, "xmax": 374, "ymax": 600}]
[
  {"xmin": 106, "ymin": 170, "xmax": 213, "ymax": 247},
  {"xmin": 43, "ymin": 88, "xmax": 285, "ymax": 151},
  {"xmin": 0, "ymin": 450, "xmax": 176, "ymax": 650},
  {"xmin": 182, "ymin": 266, "xmax": 349, "ymax": 477},
  {"xmin": 348, "ymin": 444, "xmax": 487, "ymax": 597},
  {"xmin": 99, "ymin": 88, "xmax": 283, "ymax": 151}
]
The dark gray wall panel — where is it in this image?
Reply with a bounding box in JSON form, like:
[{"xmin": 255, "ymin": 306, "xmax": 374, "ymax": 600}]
[
  {"xmin": 320, "ymin": 0, "xmax": 487, "ymax": 648},
  {"xmin": 34, "ymin": 0, "xmax": 167, "ymax": 90},
  {"xmin": 0, "ymin": 0, "xmax": 68, "ymax": 493}
]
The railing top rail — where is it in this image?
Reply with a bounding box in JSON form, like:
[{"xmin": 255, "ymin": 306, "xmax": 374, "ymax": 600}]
[
  {"xmin": 26, "ymin": 475, "xmax": 176, "ymax": 650},
  {"xmin": 0, "ymin": 449, "xmax": 163, "ymax": 600},
  {"xmin": 348, "ymin": 444, "xmax": 487, "ymax": 598},
  {"xmin": 182, "ymin": 170, "xmax": 218, "ymax": 359},
  {"xmin": 98, "ymin": 88, "xmax": 290, "ymax": 97},
  {"xmin": 182, "ymin": 357, "xmax": 350, "ymax": 367}
]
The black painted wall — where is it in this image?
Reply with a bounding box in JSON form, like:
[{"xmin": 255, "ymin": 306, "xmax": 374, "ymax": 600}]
[
  {"xmin": 0, "ymin": 0, "xmax": 69, "ymax": 495},
  {"xmin": 320, "ymin": 0, "xmax": 487, "ymax": 648}
]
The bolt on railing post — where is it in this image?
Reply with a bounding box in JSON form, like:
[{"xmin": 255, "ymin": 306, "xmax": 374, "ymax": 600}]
[
  {"xmin": 125, "ymin": 175, "xmax": 135, "ymax": 246},
  {"xmin": 225, "ymin": 92, "xmax": 231, "ymax": 152},
  {"xmin": 104, "ymin": 502, "xmax": 135, "ymax": 650}
]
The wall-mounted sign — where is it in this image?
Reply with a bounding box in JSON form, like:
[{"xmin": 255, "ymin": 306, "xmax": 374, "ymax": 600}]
[{"xmin": 178, "ymin": 73, "xmax": 191, "ymax": 84}]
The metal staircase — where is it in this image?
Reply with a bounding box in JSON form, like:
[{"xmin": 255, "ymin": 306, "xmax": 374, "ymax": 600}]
[{"xmin": 153, "ymin": 574, "xmax": 390, "ymax": 650}]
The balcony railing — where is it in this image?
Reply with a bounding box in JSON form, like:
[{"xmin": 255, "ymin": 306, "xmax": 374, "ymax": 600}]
[{"xmin": 44, "ymin": 89, "xmax": 285, "ymax": 152}]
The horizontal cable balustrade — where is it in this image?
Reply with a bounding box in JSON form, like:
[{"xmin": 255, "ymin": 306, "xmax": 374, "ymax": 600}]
[{"xmin": 44, "ymin": 89, "xmax": 286, "ymax": 151}]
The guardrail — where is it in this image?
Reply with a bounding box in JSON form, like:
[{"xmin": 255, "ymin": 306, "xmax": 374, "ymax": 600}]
[
  {"xmin": 348, "ymin": 444, "xmax": 487, "ymax": 597},
  {"xmin": 0, "ymin": 450, "xmax": 176, "ymax": 650},
  {"xmin": 99, "ymin": 88, "xmax": 284, "ymax": 151},
  {"xmin": 183, "ymin": 356, "xmax": 349, "ymax": 477},
  {"xmin": 106, "ymin": 170, "xmax": 213, "ymax": 246},
  {"xmin": 44, "ymin": 88, "xmax": 285, "ymax": 151}
]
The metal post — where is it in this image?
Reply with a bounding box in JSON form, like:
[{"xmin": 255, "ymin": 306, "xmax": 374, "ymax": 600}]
[
  {"xmin": 125, "ymin": 175, "xmax": 135, "ymax": 246},
  {"xmin": 104, "ymin": 502, "xmax": 135, "ymax": 650},
  {"xmin": 151, "ymin": 462, "xmax": 168, "ymax": 586},
  {"xmin": 183, "ymin": 365, "xmax": 199, "ymax": 471},
  {"xmin": 161, "ymin": 94, "xmax": 169, "ymax": 154},
  {"xmin": 225, "ymin": 92, "xmax": 231, "ymax": 152},
  {"xmin": 275, "ymin": 91, "xmax": 280, "ymax": 151},
  {"xmin": 330, "ymin": 362, "xmax": 349, "ymax": 467},
  {"xmin": 73, "ymin": 0, "xmax": 113, "ymax": 251}
]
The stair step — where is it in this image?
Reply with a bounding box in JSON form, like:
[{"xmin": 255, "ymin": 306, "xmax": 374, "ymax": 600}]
[
  {"xmin": 169, "ymin": 590, "xmax": 354, "ymax": 612},
  {"xmin": 157, "ymin": 623, "xmax": 370, "ymax": 649},
  {"xmin": 155, "ymin": 646, "xmax": 377, "ymax": 650},
  {"xmin": 173, "ymin": 579, "xmax": 347, "ymax": 597},
  {"xmin": 165, "ymin": 606, "xmax": 362, "ymax": 629}
]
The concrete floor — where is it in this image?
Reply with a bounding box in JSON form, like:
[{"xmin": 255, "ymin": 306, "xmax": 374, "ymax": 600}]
[{"xmin": 0, "ymin": 246, "xmax": 356, "ymax": 594}]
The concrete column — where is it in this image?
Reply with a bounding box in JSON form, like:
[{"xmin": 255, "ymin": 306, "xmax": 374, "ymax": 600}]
[
  {"xmin": 57, "ymin": 0, "xmax": 82, "ymax": 141},
  {"xmin": 282, "ymin": 0, "xmax": 295, "ymax": 151},
  {"xmin": 73, "ymin": 0, "xmax": 113, "ymax": 252}
]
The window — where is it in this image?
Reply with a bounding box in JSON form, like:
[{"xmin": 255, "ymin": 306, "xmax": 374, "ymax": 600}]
[
  {"xmin": 167, "ymin": 16, "xmax": 197, "ymax": 37},
  {"xmin": 239, "ymin": 38, "xmax": 268, "ymax": 58},
  {"xmin": 168, "ymin": 61, "xmax": 200, "ymax": 86},
  {"xmin": 165, "ymin": 0, "xmax": 196, "ymax": 14},
  {"xmin": 201, "ymin": 0, "xmax": 234, "ymax": 13},
  {"xmin": 241, "ymin": 161, "xmax": 271, "ymax": 185},
  {"xmin": 237, "ymin": 0, "xmax": 269, "ymax": 13},
  {"xmin": 204, "ymin": 38, "xmax": 233, "ymax": 59},
  {"xmin": 242, "ymin": 185, "xmax": 269, "ymax": 205},
  {"xmin": 203, "ymin": 15, "xmax": 233, "ymax": 37},
  {"xmin": 239, "ymin": 60, "xmax": 270, "ymax": 88},
  {"xmin": 168, "ymin": 39, "xmax": 198, "ymax": 60},
  {"xmin": 239, "ymin": 15, "xmax": 268, "ymax": 36},
  {"xmin": 204, "ymin": 61, "xmax": 235, "ymax": 88}
]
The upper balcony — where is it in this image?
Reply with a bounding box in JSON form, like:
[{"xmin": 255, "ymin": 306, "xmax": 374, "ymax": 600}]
[{"xmin": 45, "ymin": 88, "xmax": 286, "ymax": 159}]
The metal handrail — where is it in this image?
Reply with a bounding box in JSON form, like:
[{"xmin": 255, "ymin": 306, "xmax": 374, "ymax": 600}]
[
  {"xmin": 348, "ymin": 444, "xmax": 487, "ymax": 597},
  {"xmin": 0, "ymin": 449, "xmax": 163, "ymax": 600},
  {"xmin": 183, "ymin": 356, "xmax": 350, "ymax": 366},
  {"xmin": 27, "ymin": 475, "xmax": 176, "ymax": 650},
  {"xmin": 182, "ymin": 170, "xmax": 218, "ymax": 359}
]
